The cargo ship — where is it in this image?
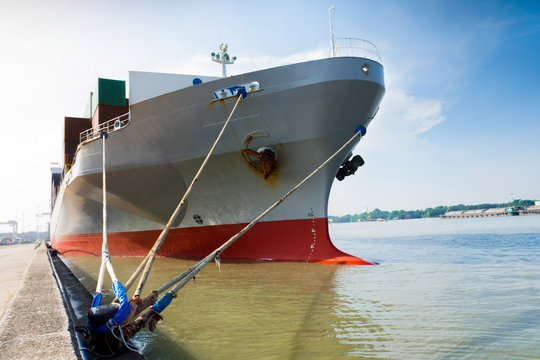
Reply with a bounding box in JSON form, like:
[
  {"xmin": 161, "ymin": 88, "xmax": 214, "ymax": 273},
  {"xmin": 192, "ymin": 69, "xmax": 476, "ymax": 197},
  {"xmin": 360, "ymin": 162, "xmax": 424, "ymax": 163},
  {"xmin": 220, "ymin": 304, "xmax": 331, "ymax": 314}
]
[{"xmin": 50, "ymin": 40, "xmax": 385, "ymax": 265}]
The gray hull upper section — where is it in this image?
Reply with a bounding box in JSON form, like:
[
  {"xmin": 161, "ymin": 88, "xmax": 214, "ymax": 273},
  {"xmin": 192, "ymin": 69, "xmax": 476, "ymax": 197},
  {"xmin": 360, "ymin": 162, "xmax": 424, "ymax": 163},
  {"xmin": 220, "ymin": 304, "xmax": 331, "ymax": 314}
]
[{"xmin": 51, "ymin": 57, "xmax": 385, "ymax": 237}]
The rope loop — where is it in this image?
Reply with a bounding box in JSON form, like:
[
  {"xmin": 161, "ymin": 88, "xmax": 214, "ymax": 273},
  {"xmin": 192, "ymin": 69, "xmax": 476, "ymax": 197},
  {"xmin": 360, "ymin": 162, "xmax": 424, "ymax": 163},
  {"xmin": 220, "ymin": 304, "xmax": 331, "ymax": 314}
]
[{"xmin": 107, "ymin": 323, "xmax": 140, "ymax": 352}]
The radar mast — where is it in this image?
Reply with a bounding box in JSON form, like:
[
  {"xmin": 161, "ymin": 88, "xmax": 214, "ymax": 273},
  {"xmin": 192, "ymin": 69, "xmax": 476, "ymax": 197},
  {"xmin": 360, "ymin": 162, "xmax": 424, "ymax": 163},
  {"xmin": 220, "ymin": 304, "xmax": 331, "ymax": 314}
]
[{"xmin": 211, "ymin": 43, "xmax": 237, "ymax": 77}]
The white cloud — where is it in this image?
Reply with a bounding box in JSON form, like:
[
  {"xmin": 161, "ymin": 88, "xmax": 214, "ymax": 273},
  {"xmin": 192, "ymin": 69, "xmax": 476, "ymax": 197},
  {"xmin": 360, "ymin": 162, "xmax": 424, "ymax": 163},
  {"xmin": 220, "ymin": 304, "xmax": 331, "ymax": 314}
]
[
  {"xmin": 165, "ymin": 48, "xmax": 327, "ymax": 77},
  {"xmin": 399, "ymin": 93, "xmax": 446, "ymax": 135},
  {"xmin": 235, "ymin": 49, "xmax": 327, "ymax": 71},
  {"xmin": 329, "ymin": 72, "xmax": 448, "ymax": 215},
  {"xmin": 362, "ymin": 80, "xmax": 446, "ymax": 152}
]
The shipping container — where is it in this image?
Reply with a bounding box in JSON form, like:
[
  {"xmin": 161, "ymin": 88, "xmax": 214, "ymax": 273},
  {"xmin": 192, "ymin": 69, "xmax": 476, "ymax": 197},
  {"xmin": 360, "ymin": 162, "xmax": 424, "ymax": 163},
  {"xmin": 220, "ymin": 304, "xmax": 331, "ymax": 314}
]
[
  {"xmin": 63, "ymin": 117, "xmax": 91, "ymax": 166},
  {"xmin": 85, "ymin": 78, "xmax": 127, "ymax": 118},
  {"xmin": 91, "ymin": 103, "xmax": 129, "ymax": 129}
]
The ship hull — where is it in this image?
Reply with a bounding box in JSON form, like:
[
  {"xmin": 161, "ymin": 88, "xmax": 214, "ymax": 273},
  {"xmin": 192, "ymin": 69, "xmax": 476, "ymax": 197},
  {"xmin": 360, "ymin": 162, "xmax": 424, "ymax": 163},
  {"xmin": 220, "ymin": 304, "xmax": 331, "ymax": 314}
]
[
  {"xmin": 53, "ymin": 218, "xmax": 371, "ymax": 265},
  {"xmin": 51, "ymin": 57, "xmax": 385, "ymax": 264}
]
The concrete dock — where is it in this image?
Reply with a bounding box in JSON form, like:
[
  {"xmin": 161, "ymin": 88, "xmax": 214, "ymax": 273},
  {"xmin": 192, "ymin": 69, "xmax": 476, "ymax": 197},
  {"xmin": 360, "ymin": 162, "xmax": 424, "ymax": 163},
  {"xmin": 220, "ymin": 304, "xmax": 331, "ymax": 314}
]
[
  {"xmin": 0, "ymin": 244, "xmax": 147, "ymax": 360},
  {"xmin": 0, "ymin": 244, "xmax": 35, "ymax": 319},
  {"xmin": 0, "ymin": 244, "xmax": 76, "ymax": 359}
]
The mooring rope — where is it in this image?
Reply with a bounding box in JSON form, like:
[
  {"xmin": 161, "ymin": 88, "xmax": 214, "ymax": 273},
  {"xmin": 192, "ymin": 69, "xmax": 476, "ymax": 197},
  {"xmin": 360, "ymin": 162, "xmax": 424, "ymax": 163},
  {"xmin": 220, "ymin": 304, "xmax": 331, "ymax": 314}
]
[
  {"xmin": 95, "ymin": 131, "xmax": 119, "ymax": 295},
  {"xmin": 92, "ymin": 131, "xmax": 130, "ymax": 334},
  {"xmin": 108, "ymin": 323, "xmax": 140, "ymax": 352},
  {"xmin": 122, "ymin": 254, "xmax": 149, "ymax": 296},
  {"xmin": 129, "ymin": 94, "xmax": 245, "ymax": 299},
  {"xmin": 157, "ymin": 127, "xmax": 366, "ymax": 297}
]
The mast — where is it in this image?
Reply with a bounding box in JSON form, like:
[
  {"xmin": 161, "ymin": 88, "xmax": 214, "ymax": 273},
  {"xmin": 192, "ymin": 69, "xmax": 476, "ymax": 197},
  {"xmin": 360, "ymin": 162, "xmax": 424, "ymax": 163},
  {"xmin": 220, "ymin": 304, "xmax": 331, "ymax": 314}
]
[
  {"xmin": 329, "ymin": 5, "xmax": 336, "ymax": 58},
  {"xmin": 211, "ymin": 43, "xmax": 237, "ymax": 77}
]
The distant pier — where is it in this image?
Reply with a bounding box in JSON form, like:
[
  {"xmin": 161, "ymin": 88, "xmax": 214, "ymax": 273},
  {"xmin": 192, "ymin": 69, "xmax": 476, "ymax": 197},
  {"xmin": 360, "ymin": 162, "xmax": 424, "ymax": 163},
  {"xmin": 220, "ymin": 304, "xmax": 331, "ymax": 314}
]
[{"xmin": 441, "ymin": 205, "xmax": 540, "ymax": 219}]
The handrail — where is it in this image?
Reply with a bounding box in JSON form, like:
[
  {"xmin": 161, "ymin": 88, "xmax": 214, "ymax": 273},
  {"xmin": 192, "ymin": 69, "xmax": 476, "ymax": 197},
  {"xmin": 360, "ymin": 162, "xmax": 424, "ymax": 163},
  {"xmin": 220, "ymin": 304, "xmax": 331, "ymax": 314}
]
[
  {"xmin": 79, "ymin": 112, "xmax": 130, "ymax": 144},
  {"xmin": 331, "ymin": 38, "xmax": 382, "ymax": 64}
]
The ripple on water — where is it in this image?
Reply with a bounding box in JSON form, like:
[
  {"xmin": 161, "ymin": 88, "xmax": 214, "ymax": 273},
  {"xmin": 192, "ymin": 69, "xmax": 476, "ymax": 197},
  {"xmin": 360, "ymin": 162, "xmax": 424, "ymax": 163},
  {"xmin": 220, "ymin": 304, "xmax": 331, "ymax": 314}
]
[{"xmin": 62, "ymin": 217, "xmax": 540, "ymax": 359}]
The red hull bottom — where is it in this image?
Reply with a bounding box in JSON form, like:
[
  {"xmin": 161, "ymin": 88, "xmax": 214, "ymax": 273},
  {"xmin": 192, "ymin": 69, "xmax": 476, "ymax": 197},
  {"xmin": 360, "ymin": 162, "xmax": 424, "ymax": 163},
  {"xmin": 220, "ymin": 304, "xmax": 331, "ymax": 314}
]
[{"xmin": 52, "ymin": 218, "xmax": 373, "ymax": 265}]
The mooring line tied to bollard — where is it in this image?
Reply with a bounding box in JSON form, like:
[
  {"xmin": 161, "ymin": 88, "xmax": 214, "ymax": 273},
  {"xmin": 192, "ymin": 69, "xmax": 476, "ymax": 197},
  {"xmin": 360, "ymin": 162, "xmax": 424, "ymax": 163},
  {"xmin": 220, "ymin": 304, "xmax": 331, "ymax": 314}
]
[{"xmin": 88, "ymin": 130, "xmax": 131, "ymax": 339}]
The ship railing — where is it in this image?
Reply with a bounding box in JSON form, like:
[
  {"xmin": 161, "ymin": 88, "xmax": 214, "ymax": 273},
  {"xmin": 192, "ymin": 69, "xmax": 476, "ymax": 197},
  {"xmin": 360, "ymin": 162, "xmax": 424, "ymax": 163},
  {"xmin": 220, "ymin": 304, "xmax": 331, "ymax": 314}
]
[
  {"xmin": 79, "ymin": 112, "xmax": 130, "ymax": 144},
  {"xmin": 331, "ymin": 38, "xmax": 382, "ymax": 64}
]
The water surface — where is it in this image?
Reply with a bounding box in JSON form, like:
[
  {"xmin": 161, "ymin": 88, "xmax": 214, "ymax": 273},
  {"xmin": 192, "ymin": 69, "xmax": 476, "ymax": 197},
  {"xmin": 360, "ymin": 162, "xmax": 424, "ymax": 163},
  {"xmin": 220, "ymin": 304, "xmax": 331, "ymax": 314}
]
[{"xmin": 64, "ymin": 216, "xmax": 540, "ymax": 359}]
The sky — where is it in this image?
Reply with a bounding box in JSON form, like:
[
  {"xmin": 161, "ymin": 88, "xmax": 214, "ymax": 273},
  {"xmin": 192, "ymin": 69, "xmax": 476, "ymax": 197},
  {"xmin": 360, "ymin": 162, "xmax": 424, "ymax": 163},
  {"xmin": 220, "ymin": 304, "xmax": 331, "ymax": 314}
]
[{"xmin": 0, "ymin": 0, "xmax": 539, "ymax": 231}]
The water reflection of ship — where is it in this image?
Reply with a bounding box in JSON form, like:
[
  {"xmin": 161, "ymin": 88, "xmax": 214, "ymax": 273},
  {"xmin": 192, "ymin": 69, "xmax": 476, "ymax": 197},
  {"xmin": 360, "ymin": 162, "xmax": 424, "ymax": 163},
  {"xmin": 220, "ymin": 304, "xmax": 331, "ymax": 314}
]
[{"xmin": 63, "ymin": 255, "xmax": 375, "ymax": 358}]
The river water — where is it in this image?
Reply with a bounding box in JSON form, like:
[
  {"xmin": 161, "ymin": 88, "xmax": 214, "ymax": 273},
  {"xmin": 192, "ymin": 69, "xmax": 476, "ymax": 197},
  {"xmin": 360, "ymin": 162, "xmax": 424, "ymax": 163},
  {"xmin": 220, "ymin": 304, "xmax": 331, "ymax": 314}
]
[{"xmin": 63, "ymin": 215, "xmax": 540, "ymax": 359}]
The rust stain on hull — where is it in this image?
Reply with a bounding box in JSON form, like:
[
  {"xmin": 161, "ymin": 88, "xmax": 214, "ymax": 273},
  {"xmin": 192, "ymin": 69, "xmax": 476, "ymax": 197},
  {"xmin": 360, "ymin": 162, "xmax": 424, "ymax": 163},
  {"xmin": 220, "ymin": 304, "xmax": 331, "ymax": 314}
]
[
  {"xmin": 206, "ymin": 98, "xmax": 229, "ymax": 112},
  {"xmin": 241, "ymin": 132, "xmax": 279, "ymax": 180},
  {"xmin": 241, "ymin": 148, "xmax": 278, "ymax": 179}
]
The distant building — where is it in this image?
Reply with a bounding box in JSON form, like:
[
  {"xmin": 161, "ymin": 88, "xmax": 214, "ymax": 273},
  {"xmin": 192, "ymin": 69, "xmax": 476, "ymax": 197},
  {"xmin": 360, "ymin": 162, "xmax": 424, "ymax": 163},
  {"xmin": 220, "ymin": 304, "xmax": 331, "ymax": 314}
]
[{"xmin": 536, "ymin": 200, "xmax": 540, "ymax": 206}]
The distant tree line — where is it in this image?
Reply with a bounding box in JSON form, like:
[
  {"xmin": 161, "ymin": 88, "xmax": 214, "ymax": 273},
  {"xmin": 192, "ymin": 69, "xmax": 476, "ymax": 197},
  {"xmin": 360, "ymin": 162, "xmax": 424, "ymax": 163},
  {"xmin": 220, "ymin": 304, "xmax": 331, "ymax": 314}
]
[{"xmin": 329, "ymin": 199, "xmax": 536, "ymax": 222}]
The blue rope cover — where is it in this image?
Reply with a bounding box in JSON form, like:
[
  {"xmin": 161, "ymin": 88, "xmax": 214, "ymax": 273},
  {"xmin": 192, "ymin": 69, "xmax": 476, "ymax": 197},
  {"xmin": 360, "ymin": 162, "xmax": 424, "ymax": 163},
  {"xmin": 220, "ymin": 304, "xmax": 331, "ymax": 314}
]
[
  {"xmin": 152, "ymin": 292, "xmax": 173, "ymax": 313},
  {"xmin": 88, "ymin": 281, "xmax": 131, "ymax": 337}
]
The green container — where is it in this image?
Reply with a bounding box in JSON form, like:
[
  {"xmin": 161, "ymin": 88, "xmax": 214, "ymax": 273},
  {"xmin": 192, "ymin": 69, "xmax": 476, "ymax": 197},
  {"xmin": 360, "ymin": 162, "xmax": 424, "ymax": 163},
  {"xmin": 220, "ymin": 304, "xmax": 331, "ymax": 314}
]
[
  {"xmin": 97, "ymin": 78, "xmax": 126, "ymax": 106},
  {"xmin": 85, "ymin": 78, "xmax": 126, "ymax": 117}
]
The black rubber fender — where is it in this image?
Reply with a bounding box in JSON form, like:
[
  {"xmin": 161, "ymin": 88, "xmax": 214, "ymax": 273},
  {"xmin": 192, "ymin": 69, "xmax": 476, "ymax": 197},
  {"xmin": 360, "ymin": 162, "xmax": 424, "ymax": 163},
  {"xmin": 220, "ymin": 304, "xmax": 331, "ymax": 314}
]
[{"xmin": 87, "ymin": 303, "xmax": 120, "ymax": 327}]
